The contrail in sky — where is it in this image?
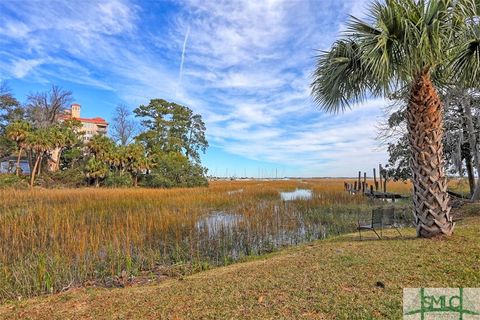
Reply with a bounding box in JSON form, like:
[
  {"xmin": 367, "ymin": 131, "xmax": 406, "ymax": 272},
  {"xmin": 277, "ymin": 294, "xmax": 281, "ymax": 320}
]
[{"xmin": 176, "ymin": 25, "xmax": 190, "ymax": 98}]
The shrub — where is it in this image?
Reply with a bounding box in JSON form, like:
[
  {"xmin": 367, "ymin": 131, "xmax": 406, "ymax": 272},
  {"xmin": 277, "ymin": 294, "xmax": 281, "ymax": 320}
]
[
  {"xmin": 142, "ymin": 152, "xmax": 208, "ymax": 188},
  {"xmin": 143, "ymin": 173, "xmax": 175, "ymax": 188},
  {"xmin": 104, "ymin": 173, "xmax": 133, "ymax": 188},
  {"xmin": 0, "ymin": 174, "xmax": 29, "ymax": 189},
  {"xmin": 46, "ymin": 167, "xmax": 86, "ymax": 188}
]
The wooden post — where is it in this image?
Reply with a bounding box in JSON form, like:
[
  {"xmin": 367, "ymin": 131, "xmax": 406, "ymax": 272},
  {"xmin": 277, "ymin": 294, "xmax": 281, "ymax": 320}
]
[
  {"xmin": 354, "ymin": 181, "xmax": 357, "ymax": 191},
  {"xmin": 379, "ymin": 164, "xmax": 383, "ymax": 193},
  {"xmin": 373, "ymin": 168, "xmax": 378, "ymax": 191},
  {"xmin": 384, "ymin": 171, "xmax": 388, "ymax": 193},
  {"xmin": 370, "ymin": 185, "xmax": 374, "ymax": 193},
  {"xmin": 363, "ymin": 172, "xmax": 367, "ymax": 194},
  {"xmin": 358, "ymin": 171, "xmax": 361, "ymax": 191}
]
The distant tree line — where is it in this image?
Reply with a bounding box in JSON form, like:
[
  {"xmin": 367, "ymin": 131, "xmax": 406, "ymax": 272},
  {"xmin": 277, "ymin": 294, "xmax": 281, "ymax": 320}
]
[{"xmin": 0, "ymin": 83, "xmax": 208, "ymax": 188}]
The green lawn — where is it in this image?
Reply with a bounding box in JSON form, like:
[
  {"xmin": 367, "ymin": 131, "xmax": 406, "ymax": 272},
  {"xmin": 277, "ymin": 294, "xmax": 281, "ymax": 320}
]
[{"xmin": 1, "ymin": 211, "xmax": 479, "ymax": 319}]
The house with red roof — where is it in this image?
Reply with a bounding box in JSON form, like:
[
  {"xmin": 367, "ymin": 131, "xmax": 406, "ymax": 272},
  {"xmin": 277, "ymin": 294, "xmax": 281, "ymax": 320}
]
[{"xmin": 59, "ymin": 103, "xmax": 108, "ymax": 141}]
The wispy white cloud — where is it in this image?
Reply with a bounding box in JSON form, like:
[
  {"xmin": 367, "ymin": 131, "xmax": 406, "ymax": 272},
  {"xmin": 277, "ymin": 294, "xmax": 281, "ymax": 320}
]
[
  {"xmin": 209, "ymin": 98, "xmax": 388, "ymax": 175},
  {"xmin": 166, "ymin": 0, "xmax": 389, "ymax": 176},
  {"xmin": 11, "ymin": 58, "xmax": 44, "ymax": 78},
  {"xmin": 0, "ymin": 0, "xmax": 389, "ymax": 176}
]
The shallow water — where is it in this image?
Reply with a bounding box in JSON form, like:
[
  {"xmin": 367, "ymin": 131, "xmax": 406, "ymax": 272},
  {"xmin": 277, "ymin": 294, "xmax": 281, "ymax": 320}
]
[
  {"xmin": 193, "ymin": 202, "xmax": 331, "ymax": 260},
  {"xmin": 196, "ymin": 211, "xmax": 243, "ymax": 236},
  {"xmin": 190, "ymin": 191, "xmax": 410, "ymax": 265},
  {"xmin": 280, "ymin": 189, "xmax": 313, "ymax": 201}
]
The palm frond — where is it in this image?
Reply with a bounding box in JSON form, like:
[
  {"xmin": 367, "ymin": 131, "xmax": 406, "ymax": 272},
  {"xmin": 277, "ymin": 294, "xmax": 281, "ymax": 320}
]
[
  {"xmin": 348, "ymin": 0, "xmax": 407, "ymax": 90},
  {"xmin": 311, "ymin": 0, "xmax": 480, "ymax": 113},
  {"xmin": 450, "ymin": 26, "xmax": 480, "ymax": 86},
  {"xmin": 310, "ymin": 40, "xmax": 374, "ymax": 113},
  {"xmin": 448, "ymin": 0, "xmax": 480, "ymax": 86}
]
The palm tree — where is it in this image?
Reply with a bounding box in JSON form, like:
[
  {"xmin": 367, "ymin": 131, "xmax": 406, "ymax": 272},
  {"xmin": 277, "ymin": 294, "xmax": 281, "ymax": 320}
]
[
  {"xmin": 5, "ymin": 121, "xmax": 30, "ymax": 176},
  {"xmin": 311, "ymin": 0, "xmax": 480, "ymax": 238},
  {"xmin": 24, "ymin": 129, "xmax": 53, "ymax": 187},
  {"xmin": 113, "ymin": 145, "xmax": 128, "ymax": 176},
  {"xmin": 84, "ymin": 157, "xmax": 109, "ymax": 187},
  {"xmin": 87, "ymin": 135, "xmax": 115, "ymax": 161},
  {"xmin": 126, "ymin": 143, "xmax": 151, "ymax": 186}
]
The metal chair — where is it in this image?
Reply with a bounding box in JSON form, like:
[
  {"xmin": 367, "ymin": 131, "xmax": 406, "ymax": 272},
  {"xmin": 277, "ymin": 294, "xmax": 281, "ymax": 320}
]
[{"xmin": 358, "ymin": 207, "xmax": 403, "ymax": 240}]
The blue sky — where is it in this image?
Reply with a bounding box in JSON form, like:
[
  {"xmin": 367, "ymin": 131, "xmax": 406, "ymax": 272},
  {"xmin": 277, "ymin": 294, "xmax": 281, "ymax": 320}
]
[{"xmin": 0, "ymin": 0, "xmax": 389, "ymax": 177}]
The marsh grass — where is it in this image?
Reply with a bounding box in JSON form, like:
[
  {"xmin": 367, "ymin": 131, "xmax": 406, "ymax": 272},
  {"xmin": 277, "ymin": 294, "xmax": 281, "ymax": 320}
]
[{"xmin": 0, "ymin": 179, "xmax": 412, "ymax": 301}]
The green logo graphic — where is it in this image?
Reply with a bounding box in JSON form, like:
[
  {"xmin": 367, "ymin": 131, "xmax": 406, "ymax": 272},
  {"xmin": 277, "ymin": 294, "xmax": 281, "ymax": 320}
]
[{"xmin": 404, "ymin": 288, "xmax": 480, "ymax": 320}]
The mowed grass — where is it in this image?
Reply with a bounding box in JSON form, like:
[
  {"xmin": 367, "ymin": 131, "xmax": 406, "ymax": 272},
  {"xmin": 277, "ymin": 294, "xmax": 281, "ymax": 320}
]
[
  {"xmin": 1, "ymin": 211, "xmax": 479, "ymax": 319},
  {"xmin": 0, "ymin": 179, "xmax": 413, "ymax": 302}
]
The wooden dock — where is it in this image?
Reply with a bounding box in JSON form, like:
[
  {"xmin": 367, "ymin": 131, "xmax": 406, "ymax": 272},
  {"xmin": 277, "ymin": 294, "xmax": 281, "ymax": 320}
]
[{"xmin": 344, "ymin": 164, "xmax": 407, "ymax": 201}]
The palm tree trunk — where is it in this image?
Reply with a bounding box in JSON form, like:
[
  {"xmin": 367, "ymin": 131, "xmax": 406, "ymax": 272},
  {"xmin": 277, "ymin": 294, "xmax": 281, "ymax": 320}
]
[
  {"xmin": 37, "ymin": 155, "xmax": 42, "ymax": 176},
  {"xmin": 407, "ymin": 71, "xmax": 453, "ymax": 238},
  {"xmin": 16, "ymin": 147, "xmax": 23, "ymax": 176},
  {"xmin": 30, "ymin": 155, "xmax": 41, "ymax": 188}
]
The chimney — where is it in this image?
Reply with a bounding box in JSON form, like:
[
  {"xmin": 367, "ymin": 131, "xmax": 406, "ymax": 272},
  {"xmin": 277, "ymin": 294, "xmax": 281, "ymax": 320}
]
[{"xmin": 71, "ymin": 103, "xmax": 81, "ymax": 118}]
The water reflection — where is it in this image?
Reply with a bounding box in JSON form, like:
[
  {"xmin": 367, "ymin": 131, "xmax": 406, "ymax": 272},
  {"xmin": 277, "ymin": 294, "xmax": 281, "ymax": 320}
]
[
  {"xmin": 280, "ymin": 189, "xmax": 313, "ymax": 201},
  {"xmin": 194, "ymin": 207, "xmax": 329, "ymax": 260},
  {"xmin": 196, "ymin": 212, "xmax": 243, "ymax": 236}
]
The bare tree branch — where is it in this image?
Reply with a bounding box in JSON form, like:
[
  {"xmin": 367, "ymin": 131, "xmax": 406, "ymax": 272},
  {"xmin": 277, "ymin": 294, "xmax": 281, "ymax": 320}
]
[
  {"xmin": 27, "ymin": 85, "xmax": 73, "ymax": 128},
  {"xmin": 111, "ymin": 104, "xmax": 136, "ymax": 146}
]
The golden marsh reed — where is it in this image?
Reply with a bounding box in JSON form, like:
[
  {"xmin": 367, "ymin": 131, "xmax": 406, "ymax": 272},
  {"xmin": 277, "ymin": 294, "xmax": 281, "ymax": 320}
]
[{"xmin": 0, "ymin": 179, "xmax": 412, "ymax": 301}]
